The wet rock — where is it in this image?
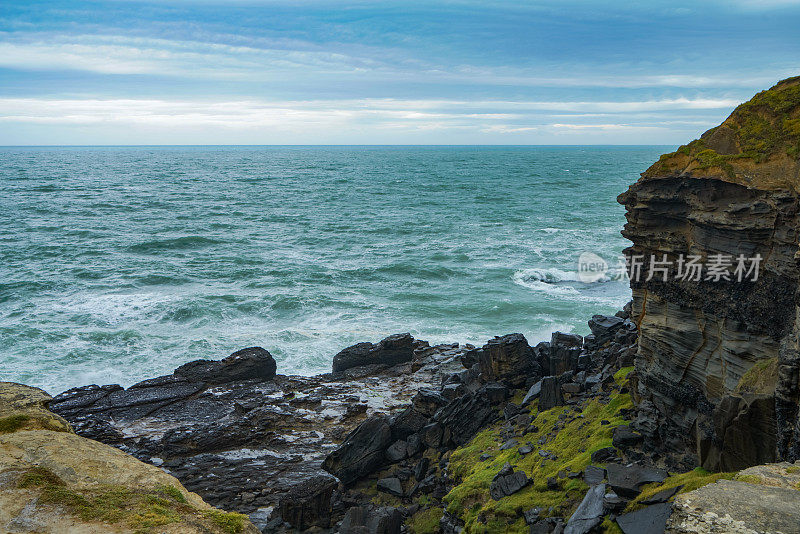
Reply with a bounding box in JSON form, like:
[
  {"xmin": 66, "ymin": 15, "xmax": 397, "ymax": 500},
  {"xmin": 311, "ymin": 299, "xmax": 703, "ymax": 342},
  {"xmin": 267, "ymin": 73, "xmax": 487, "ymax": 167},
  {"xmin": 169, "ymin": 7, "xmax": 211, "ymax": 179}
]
[
  {"xmin": 376, "ymin": 477, "xmax": 404, "ymax": 497},
  {"xmin": 278, "ymin": 474, "xmax": 337, "ymax": 529},
  {"xmin": 323, "ymin": 415, "xmax": 393, "ymax": 485},
  {"xmin": 489, "ymin": 463, "xmax": 529, "ymax": 500},
  {"xmin": 332, "ymin": 333, "xmax": 415, "ymax": 373},
  {"xmin": 564, "ymin": 483, "xmax": 605, "ymax": 534},
  {"xmin": 606, "ymin": 463, "xmax": 668, "ymax": 498},
  {"xmin": 538, "ymin": 376, "xmax": 564, "ymax": 411},
  {"xmin": 174, "ymin": 347, "xmax": 277, "ymax": 384}
]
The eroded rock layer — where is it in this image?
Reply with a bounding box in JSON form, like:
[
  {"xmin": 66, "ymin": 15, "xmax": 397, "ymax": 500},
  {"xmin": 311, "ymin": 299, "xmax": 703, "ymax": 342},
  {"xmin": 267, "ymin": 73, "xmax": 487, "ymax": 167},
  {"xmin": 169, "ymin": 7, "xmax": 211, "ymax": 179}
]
[{"xmin": 619, "ymin": 76, "xmax": 800, "ymax": 470}]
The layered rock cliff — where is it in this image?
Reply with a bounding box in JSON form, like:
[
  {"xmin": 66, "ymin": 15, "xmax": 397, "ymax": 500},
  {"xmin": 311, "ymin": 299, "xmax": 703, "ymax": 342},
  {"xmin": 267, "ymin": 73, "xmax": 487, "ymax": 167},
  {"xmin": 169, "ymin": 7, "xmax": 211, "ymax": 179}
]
[{"xmin": 618, "ymin": 76, "xmax": 800, "ymax": 471}]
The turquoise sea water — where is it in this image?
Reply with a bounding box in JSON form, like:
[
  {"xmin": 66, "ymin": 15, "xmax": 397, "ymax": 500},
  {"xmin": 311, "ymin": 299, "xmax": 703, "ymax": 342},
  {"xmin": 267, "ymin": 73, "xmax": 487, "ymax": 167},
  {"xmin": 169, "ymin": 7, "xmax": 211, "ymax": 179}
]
[{"xmin": 0, "ymin": 146, "xmax": 666, "ymax": 393}]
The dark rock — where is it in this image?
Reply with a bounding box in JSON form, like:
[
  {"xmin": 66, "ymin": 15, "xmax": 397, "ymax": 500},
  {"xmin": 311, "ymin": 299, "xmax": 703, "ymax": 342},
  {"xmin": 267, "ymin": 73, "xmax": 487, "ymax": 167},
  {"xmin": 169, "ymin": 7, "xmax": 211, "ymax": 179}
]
[
  {"xmin": 606, "ymin": 463, "xmax": 668, "ymax": 499},
  {"xmin": 414, "ymin": 457, "xmax": 430, "ymax": 481},
  {"xmin": 616, "ymin": 502, "xmax": 671, "ymax": 534},
  {"xmin": 639, "ymin": 485, "xmax": 682, "ymax": 505},
  {"xmin": 562, "ymin": 383, "xmax": 581, "ymax": 395},
  {"xmin": 603, "ymin": 490, "xmax": 627, "ymax": 513},
  {"xmin": 612, "ymin": 425, "xmax": 643, "ymax": 449},
  {"xmin": 547, "ymin": 332, "xmax": 582, "ymax": 375},
  {"xmin": 174, "ymin": 347, "xmax": 277, "ymax": 384},
  {"xmin": 564, "ymin": 483, "xmax": 605, "ymax": 534},
  {"xmin": 489, "ymin": 463, "xmax": 529, "ymax": 500},
  {"xmin": 522, "ymin": 380, "xmax": 543, "ymax": 406},
  {"xmin": 434, "ymin": 385, "xmax": 503, "ymax": 446},
  {"xmin": 479, "ymin": 333, "xmax": 539, "ymax": 386},
  {"xmin": 523, "ymin": 507, "xmax": 542, "ymax": 525},
  {"xmin": 519, "ymin": 443, "xmax": 534, "ymax": 455},
  {"xmin": 377, "ymin": 477, "xmax": 404, "ymax": 497},
  {"xmin": 588, "ymin": 315, "xmax": 625, "ymax": 344},
  {"xmin": 504, "ymin": 402, "xmax": 522, "ymax": 420},
  {"xmin": 420, "ymin": 422, "xmax": 444, "ymax": 449},
  {"xmin": 340, "ymin": 506, "xmax": 368, "ymax": 534},
  {"xmin": 546, "ymin": 476, "xmax": 559, "ymax": 490},
  {"xmin": 385, "ymin": 440, "xmax": 408, "ymax": 463},
  {"xmin": 332, "ymin": 333, "xmax": 415, "ymax": 373},
  {"xmin": 538, "ymin": 376, "xmax": 564, "ymax": 411},
  {"xmin": 500, "ymin": 439, "xmax": 518, "ymax": 450},
  {"xmin": 530, "ymin": 518, "xmax": 565, "ymax": 534},
  {"xmin": 277, "ymin": 474, "xmax": 337, "ymax": 529},
  {"xmin": 583, "ymin": 465, "xmax": 605, "ymax": 486},
  {"xmin": 366, "ymin": 507, "xmax": 403, "ymax": 534},
  {"xmin": 323, "ymin": 415, "xmax": 393, "ymax": 485},
  {"xmin": 590, "ymin": 447, "xmax": 616, "ymax": 463}
]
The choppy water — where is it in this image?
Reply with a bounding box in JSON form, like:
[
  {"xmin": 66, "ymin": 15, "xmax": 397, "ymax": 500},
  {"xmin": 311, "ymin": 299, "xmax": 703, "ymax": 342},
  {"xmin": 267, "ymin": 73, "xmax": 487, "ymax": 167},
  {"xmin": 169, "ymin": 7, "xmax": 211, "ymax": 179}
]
[{"xmin": 0, "ymin": 146, "xmax": 665, "ymax": 393}]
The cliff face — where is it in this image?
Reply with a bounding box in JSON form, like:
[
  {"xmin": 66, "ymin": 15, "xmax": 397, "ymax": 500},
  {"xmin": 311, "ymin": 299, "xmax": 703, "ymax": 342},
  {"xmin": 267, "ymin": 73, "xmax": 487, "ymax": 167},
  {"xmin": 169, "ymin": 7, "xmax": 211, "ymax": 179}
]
[{"xmin": 619, "ymin": 76, "xmax": 800, "ymax": 471}]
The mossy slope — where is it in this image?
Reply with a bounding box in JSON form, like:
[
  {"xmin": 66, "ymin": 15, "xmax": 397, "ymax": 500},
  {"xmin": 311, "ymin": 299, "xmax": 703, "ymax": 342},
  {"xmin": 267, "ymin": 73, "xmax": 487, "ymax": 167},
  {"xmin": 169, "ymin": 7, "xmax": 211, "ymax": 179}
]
[
  {"xmin": 441, "ymin": 368, "xmax": 635, "ymax": 533},
  {"xmin": 644, "ymin": 75, "xmax": 800, "ymax": 190}
]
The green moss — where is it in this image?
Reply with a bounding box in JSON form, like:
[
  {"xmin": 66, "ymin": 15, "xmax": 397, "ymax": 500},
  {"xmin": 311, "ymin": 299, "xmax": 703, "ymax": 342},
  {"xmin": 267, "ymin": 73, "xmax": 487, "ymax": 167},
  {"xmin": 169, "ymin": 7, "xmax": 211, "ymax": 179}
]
[
  {"xmin": 733, "ymin": 474, "xmax": 762, "ymax": 484},
  {"xmin": 443, "ymin": 377, "xmax": 634, "ymax": 532},
  {"xmin": 626, "ymin": 468, "xmax": 735, "ymax": 512},
  {"xmin": 14, "ymin": 466, "xmax": 242, "ymax": 534},
  {"xmin": 602, "ymin": 518, "xmax": 624, "ymax": 533},
  {"xmin": 406, "ymin": 506, "xmax": 443, "ymax": 534},
  {"xmin": 735, "ymin": 358, "xmax": 779, "ymax": 394},
  {"xmin": 786, "ymin": 466, "xmax": 800, "ymax": 474},
  {"xmin": 0, "ymin": 414, "xmax": 31, "ymax": 433},
  {"xmin": 156, "ymin": 484, "xmax": 188, "ymax": 504},
  {"xmin": 202, "ymin": 509, "xmax": 249, "ymax": 534},
  {"xmin": 693, "ymin": 149, "xmax": 737, "ymax": 178},
  {"xmin": 17, "ymin": 466, "xmax": 65, "ymax": 488},
  {"xmin": 613, "ymin": 367, "xmax": 634, "ymax": 384}
]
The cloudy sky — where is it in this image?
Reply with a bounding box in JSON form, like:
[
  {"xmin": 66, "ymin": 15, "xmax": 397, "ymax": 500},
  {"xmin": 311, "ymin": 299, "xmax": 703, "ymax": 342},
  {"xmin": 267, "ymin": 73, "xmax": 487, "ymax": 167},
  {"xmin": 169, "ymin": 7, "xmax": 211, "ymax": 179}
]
[{"xmin": 1, "ymin": 0, "xmax": 799, "ymax": 145}]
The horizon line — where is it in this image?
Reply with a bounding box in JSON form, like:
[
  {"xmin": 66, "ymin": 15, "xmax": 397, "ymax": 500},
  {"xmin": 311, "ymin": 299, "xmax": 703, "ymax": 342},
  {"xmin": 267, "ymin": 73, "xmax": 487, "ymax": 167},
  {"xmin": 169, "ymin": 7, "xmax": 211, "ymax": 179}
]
[{"xmin": 0, "ymin": 143, "xmax": 676, "ymax": 148}]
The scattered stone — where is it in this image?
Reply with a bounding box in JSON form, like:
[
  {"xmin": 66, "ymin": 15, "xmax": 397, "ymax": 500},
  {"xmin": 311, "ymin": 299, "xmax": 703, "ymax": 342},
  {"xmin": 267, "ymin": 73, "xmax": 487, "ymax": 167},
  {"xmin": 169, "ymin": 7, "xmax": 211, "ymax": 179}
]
[
  {"xmin": 583, "ymin": 465, "xmax": 605, "ymax": 485},
  {"xmin": 385, "ymin": 440, "xmax": 408, "ymax": 463},
  {"xmin": 611, "ymin": 425, "xmax": 643, "ymax": 449},
  {"xmin": 590, "ymin": 447, "xmax": 616, "ymax": 463},
  {"xmin": 523, "ymin": 507, "xmax": 542, "ymax": 525},
  {"xmin": 500, "ymin": 438, "xmax": 518, "ymax": 450},
  {"xmin": 376, "ymin": 477, "xmax": 404, "ymax": 497},
  {"xmin": 489, "ymin": 463, "xmax": 529, "ymax": 500},
  {"xmin": 519, "ymin": 443, "xmax": 534, "ymax": 455}
]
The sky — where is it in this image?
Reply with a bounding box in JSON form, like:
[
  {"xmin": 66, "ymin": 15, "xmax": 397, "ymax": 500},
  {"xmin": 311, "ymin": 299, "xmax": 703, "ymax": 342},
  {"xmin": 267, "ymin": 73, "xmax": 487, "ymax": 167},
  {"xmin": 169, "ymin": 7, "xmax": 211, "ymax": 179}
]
[{"xmin": 0, "ymin": 0, "xmax": 799, "ymax": 145}]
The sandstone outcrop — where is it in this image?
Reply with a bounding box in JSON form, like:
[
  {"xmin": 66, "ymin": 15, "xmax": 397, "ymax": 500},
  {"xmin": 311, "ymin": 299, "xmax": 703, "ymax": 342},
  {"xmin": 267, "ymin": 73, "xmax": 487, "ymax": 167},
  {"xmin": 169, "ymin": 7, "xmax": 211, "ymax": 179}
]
[
  {"xmin": 619, "ymin": 76, "xmax": 800, "ymax": 470},
  {"xmin": 0, "ymin": 382, "xmax": 258, "ymax": 534}
]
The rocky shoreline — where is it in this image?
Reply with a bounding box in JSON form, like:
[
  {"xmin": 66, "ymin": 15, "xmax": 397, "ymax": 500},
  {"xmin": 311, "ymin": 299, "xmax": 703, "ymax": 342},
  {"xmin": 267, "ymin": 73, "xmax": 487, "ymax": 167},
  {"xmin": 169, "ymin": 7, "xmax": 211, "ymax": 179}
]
[
  {"xmin": 47, "ymin": 308, "xmax": 643, "ymax": 533},
  {"xmin": 4, "ymin": 76, "xmax": 800, "ymax": 533}
]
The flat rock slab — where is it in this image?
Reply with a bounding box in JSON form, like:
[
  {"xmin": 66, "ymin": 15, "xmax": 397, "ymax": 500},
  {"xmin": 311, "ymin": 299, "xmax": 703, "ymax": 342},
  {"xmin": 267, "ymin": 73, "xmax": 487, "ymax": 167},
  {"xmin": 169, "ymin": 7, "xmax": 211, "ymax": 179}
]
[
  {"xmin": 667, "ymin": 479, "xmax": 800, "ymax": 533},
  {"xmin": 616, "ymin": 502, "xmax": 671, "ymax": 534},
  {"xmin": 564, "ymin": 483, "xmax": 605, "ymax": 534},
  {"xmin": 606, "ymin": 463, "xmax": 668, "ymax": 498}
]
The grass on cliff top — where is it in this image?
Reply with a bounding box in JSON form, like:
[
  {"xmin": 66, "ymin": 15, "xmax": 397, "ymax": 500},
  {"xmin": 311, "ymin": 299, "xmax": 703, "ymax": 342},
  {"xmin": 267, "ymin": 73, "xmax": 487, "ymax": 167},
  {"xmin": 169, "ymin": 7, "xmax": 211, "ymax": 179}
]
[
  {"xmin": 625, "ymin": 468, "xmax": 736, "ymax": 512},
  {"xmin": 735, "ymin": 357, "xmax": 779, "ymax": 394},
  {"xmin": 407, "ymin": 506, "xmax": 444, "ymax": 534},
  {"xmin": 15, "ymin": 466, "xmax": 247, "ymax": 534},
  {"xmin": 0, "ymin": 414, "xmax": 31, "ymax": 433},
  {"xmin": 442, "ymin": 368, "xmax": 634, "ymax": 533},
  {"xmin": 652, "ymin": 75, "xmax": 800, "ymax": 177}
]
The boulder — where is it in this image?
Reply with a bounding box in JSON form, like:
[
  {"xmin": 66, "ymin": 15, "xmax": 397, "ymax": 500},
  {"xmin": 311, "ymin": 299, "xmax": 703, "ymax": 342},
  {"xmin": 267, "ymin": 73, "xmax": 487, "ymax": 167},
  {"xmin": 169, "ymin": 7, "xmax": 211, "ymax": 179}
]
[
  {"xmin": 479, "ymin": 333, "xmax": 539, "ymax": 386},
  {"xmin": 489, "ymin": 463, "xmax": 529, "ymax": 500},
  {"xmin": 522, "ymin": 380, "xmax": 543, "ymax": 406},
  {"xmin": 174, "ymin": 346, "xmax": 276, "ymax": 384},
  {"xmin": 539, "ymin": 376, "xmax": 564, "ymax": 411},
  {"xmin": 547, "ymin": 332, "xmax": 582, "ymax": 375},
  {"xmin": 616, "ymin": 502, "xmax": 671, "ymax": 534},
  {"xmin": 278, "ymin": 474, "xmax": 338, "ymax": 529},
  {"xmin": 667, "ymin": 478, "xmax": 800, "ymax": 533},
  {"xmin": 564, "ymin": 483, "xmax": 605, "ymax": 534},
  {"xmin": 322, "ymin": 415, "xmax": 393, "ymax": 485},
  {"xmin": 332, "ymin": 334, "xmax": 415, "ymax": 373},
  {"xmin": 612, "ymin": 425, "xmax": 643, "ymax": 449},
  {"xmin": 588, "ymin": 315, "xmax": 625, "ymax": 344},
  {"xmin": 590, "ymin": 447, "xmax": 616, "ymax": 463},
  {"xmin": 434, "ymin": 385, "xmax": 503, "ymax": 446}
]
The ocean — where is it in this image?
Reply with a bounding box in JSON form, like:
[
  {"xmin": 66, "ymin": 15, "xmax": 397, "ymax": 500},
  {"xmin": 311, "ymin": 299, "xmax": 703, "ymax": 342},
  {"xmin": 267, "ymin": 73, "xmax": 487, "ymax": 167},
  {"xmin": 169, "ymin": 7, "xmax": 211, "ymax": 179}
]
[{"xmin": 0, "ymin": 146, "xmax": 666, "ymax": 393}]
